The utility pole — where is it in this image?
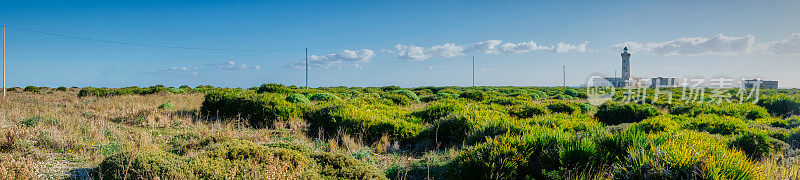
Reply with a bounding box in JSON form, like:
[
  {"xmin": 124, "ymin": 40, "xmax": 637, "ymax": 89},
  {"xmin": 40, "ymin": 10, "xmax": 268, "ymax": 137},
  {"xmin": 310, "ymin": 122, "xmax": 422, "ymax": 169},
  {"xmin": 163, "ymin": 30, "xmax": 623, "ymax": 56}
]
[
  {"xmin": 305, "ymin": 48, "xmax": 308, "ymax": 89},
  {"xmin": 562, "ymin": 65, "xmax": 566, "ymax": 87},
  {"xmin": 472, "ymin": 56, "xmax": 475, "ymax": 87},
  {"xmin": 3, "ymin": 25, "xmax": 5, "ymax": 98}
]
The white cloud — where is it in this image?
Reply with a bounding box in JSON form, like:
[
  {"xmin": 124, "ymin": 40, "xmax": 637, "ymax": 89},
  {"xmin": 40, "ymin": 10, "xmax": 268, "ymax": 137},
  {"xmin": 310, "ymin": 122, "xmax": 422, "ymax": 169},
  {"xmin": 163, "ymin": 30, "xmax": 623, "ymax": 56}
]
[
  {"xmin": 158, "ymin": 66, "xmax": 200, "ymax": 76},
  {"xmin": 759, "ymin": 33, "xmax": 800, "ymax": 55},
  {"xmin": 158, "ymin": 61, "xmax": 260, "ymax": 76},
  {"xmin": 427, "ymin": 65, "xmax": 441, "ymax": 70},
  {"xmin": 554, "ymin": 41, "xmax": 589, "ymax": 53},
  {"xmin": 216, "ymin": 61, "xmax": 261, "ymax": 70},
  {"xmin": 612, "ymin": 34, "xmax": 755, "ymax": 56},
  {"xmin": 289, "ymin": 49, "xmax": 375, "ymax": 70},
  {"xmin": 395, "ymin": 40, "xmax": 587, "ymax": 60}
]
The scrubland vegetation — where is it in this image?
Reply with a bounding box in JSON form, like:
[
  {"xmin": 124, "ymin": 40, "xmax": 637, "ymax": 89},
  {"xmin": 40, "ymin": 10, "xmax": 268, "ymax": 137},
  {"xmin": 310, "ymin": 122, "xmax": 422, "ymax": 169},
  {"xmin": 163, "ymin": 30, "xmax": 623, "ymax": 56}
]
[{"xmin": 1, "ymin": 85, "xmax": 800, "ymax": 179}]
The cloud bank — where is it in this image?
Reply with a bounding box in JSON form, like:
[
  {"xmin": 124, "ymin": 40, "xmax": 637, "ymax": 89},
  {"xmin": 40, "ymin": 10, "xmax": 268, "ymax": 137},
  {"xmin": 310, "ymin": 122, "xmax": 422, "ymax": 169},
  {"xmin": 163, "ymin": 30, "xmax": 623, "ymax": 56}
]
[
  {"xmin": 612, "ymin": 34, "xmax": 756, "ymax": 56},
  {"xmin": 396, "ymin": 40, "xmax": 588, "ymax": 60},
  {"xmin": 158, "ymin": 61, "xmax": 260, "ymax": 76},
  {"xmin": 759, "ymin": 33, "xmax": 800, "ymax": 55},
  {"xmin": 289, "ymin": 49, "xmax": 375, "ymax": 69}
]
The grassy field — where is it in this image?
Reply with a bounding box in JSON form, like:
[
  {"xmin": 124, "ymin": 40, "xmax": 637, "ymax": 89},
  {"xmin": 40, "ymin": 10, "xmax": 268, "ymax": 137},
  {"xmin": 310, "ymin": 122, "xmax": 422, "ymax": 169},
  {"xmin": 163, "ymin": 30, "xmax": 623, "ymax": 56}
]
[{"xmin": 1, "ymin": 85, "xmax": 799, "ymax": 179}]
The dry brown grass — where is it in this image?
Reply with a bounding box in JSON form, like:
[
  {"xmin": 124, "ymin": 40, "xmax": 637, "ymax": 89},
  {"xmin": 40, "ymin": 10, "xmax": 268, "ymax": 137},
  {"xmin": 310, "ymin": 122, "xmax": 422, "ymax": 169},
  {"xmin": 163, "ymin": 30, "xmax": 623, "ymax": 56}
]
[{"xmin": 0, "ymin": 90, "xmax": 245, "ymax": 178}]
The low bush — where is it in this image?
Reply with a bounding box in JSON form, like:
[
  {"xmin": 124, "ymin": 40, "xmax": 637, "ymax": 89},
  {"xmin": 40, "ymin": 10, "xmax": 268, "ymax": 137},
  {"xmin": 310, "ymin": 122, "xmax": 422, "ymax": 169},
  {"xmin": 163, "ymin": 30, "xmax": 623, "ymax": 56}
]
[
  {"xmin": 509, "ymin": 103, "xmax": 549, "ymax": 118},
  {"xmin": 389, "ymin": 89, "xmax": 420, "ymax": 102},
  {"xmin": 381, "ymin": 93, "xmax": 412, "ymax": 105},
  {"xmin": 416, "ymin": 104, "xmax": 523, "ymax": 147},
  {"xmin": 459, "ymin": 90, "xmax": 485, "ymax": 101},
  {"xmin": 613, "ymin": 130, "xmax": 759, "ymax": 179},
  {"xmin": 285, "ymin": 94, "xmax": 311, "ymax": 104},
  {"xmin": 683, "ymin": 115, "xmax": 748, "ymax": 135},
  {"xmin": 564, "ymin": 88, "xmax": 582, "ymax": 97},
  {"xmin": 97, "ymin": 150, "xmax": 192, "ymax": 179},
  {"xmin": 55, "ymin": 87, "xmax": 68, "ymax": 91},
  {"xmin": 446, "ymin": 128, "xmax": 600, "ymax": 180},
  {"xmin": 412, "ymin": 99, "xmax": 465, "ymax": 122},
  {"xmin": 670, "ymin": 103, "xmax": 770, "ymax": 120},
  {"xmin": 529, "ymin": 90, "xmax": 547, "ymax": 100},
  {"xmin": 158, "ymin": 102, "xmax": 174, "ymax": 110},
  {"xmin": 307, "ymin": 102, "xmax": 423, "ymax": 143},
  {"xmin": 757, "ymin": 95, "xmax": 800, "ymax": 117},
  {"xmin": 201, "ymin": 90, "xmax": 305, "ymax": 127},
  {"xmin": 788, "ymin": 128, "xmax": 800, "ymax": 149},
  {"xmin": 309, "ymin": 93, "xmax": 341, "ymax": 101},
  {"xmin": 594, "ymin": 102, "xmax": 661, "ymax": 125},
  {"xmin": 527, "ymin": 113, "xmax": 604, "ymax": 133},
  {"xmin": 78, "ymin": 86, "xmax": 178, "ymax": 97},
  {"xmin": 543, "ymin": 100, "xmax": 584, "ymax": 114},
  {"xmin": 257, "ymin": 83, "xmax": 293, "ymax": 94},
  {"xmin": 309, "ymin": 152, "xmax": 386, "ymax": 179},
  {"xmin": 728, "ymin": 132, "xmax": 776, "ymax": 160},
  {"xmin": 628, "ymin": 115, "xmax": 686, "ymax": 133},
  {"xmin": 98, "ymin": 140, "xmax": 386, "ymax": 179},
  {"xmin": 22, "ymin": 86, "xmax": 41, "ymax": 93}
]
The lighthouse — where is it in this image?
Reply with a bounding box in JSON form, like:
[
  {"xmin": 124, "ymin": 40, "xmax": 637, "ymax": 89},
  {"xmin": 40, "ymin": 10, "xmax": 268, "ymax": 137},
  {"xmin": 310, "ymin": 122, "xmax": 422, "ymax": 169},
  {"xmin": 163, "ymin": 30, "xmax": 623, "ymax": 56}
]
[{"xmin": 621, "ymin": 47, "xmax": 631, "ymax": 80}]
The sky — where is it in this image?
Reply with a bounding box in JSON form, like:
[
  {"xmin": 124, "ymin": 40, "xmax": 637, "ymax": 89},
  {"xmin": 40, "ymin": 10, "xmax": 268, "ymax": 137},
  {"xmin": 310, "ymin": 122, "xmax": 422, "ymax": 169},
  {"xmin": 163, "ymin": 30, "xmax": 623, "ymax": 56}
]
[{"xmin": 1, "ymin": 0, "xmax": 799, "ymax": 88}]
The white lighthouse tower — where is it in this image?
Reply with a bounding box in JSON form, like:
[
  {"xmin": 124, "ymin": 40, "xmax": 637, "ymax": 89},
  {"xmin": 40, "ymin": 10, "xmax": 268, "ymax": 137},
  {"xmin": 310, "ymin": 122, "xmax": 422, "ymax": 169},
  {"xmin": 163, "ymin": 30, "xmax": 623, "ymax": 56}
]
[{"xmin": 621, "ymin": 47, "xmax": 631, "ymax": 81}]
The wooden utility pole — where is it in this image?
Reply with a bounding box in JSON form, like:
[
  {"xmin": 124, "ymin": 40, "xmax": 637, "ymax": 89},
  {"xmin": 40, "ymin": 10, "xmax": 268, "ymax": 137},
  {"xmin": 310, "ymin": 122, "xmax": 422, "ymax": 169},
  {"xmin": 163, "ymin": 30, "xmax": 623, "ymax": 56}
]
[
  {"xmin": 562, "ymin": 65, "xmax": 566, "ymax": 87},
  {"xmin": 3, "ymin": 25, "xmax": 5, "ymax": 98},
  {"xmin": 472, "ymin": 56, "xmax": 475, "ymax": 87}
]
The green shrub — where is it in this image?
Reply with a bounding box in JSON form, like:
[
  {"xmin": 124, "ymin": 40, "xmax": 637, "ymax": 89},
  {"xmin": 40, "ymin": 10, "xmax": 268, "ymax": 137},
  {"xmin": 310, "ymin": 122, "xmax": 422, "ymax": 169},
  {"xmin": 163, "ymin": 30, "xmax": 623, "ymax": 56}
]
[
  {"xmin": 381, "ymin": 86, "xmax": 402, "ymax": 91},
  {"xmin": 390, "ymin": 89, "xmax": 419, "ymax": 101},
  {"xmin": 553, "ymin": 94, "xmax": 574, "ymax": 100},
  {"xmin": 613, "ymin": 130, "xmax": 758, "ymax": 179},
  {"xmin": 446, "ymin": 128, "xmax": 598, "ymax": 180},
  {"xmin": 757, "ymin": 95, "xmax": 800, "ymax": 117},
  {"xmin": 628, "ymin": 115, "xmax": 685, "ymax": 133},
  {"xmin": 309, "ymin": 93, "xmax": 341, "ymax": 101},
  {"xmin": 286, "ymin": 94, "xmax": 311, "ymax": 104},
  {"xmin": 98, "ymin": 140, "xmax": 385, "ymax": 179},
  {"xmin": 543, "ymin": 100, "xmax": 583, "ymax": 114},
  {"xmin": 201, "ymin": 90, "xmax": 305, "ymax": 127},
  {"xmin": 23, "ymin": 86, "xmax": 41, "ymax": 93},
  {"xmin": 509, "ymin": 103, "xmax": 549, "ymax": 118},
  {"xmin": 683, "ymin": 115, "xmax": 748, "ymax": 135},
  {"xmin": 309, "ymin": 152, "xmax": 386, "ymax": 179},
  {"xmin": 257, "ymin": 83, "xmax": 293, "ymax": 94},
  {"xmin": 728, "ymin": 132, "xmax": 776, "ymax": 160},
  {"xmin": 412, "ymin": 99, "xmax": 465, "ymax": 122},
  {"xmin": 381, "ymin": 93, "xmax": 412, "ymax": 105},
  {"xmin": 167, "ymin": 87, "xmax": 185, "ymax": 94},
  {"xmin": 20, "ymin": 116, "xmax": 42, "ymax": 127},
  {"xmin": 529, "ymin": 90, "xmax": 547, "ymax": 100},
  {"xmin": 307, "ymin": 102, "xmax": 423, "ymax": 143},
  {"xmin": 564, "ymin": 89, "xmax": 581, "ymax": 97},
  {"xmin": 788, "ymin": 128, "xmax": 800, "ymax": 149},
  {"xmin": 416, "ymin": 104, "xmax": 523, "ymax": 146},
  {"xmin": 670, "ymin": 103, "xmax": 769, "ymax": 120},
  {"xmin": 594, "ymin": 102, "xmax": 661, "ymax": 125},
  {"xmin": 528, "ymin": 113, "xmax": 604, "ymax": 133},
  {"xmin": 159, "ymin": 102, "xmax": 175, "ymax": 110},
  {"xmin": 55, "ymin": 87, "xmax": 68, "ymax": 91},
  {"xmin": 97, "ymin": 150, "xmax": 193, "ymax": 179},
  {"xmin": 459, "ymin": 90, "xmax": 485, "ymax": 101}
]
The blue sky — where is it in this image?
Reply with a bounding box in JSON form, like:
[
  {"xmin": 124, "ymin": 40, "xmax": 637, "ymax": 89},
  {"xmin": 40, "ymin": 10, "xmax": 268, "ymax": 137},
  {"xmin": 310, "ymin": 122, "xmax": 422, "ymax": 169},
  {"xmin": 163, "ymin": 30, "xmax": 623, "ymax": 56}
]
[{"xmin": 2, "ymin": 0, "xmax": 799, "ymax": 88}]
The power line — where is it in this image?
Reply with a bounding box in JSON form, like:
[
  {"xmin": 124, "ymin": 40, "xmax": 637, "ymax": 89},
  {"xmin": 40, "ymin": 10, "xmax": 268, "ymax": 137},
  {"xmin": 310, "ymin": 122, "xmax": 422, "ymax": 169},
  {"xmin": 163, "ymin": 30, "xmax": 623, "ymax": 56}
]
[{"xmin": 5, "ymin": 25, "xmax": 305, "ymax": 52}]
